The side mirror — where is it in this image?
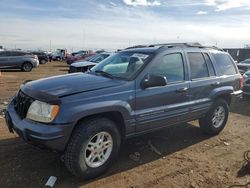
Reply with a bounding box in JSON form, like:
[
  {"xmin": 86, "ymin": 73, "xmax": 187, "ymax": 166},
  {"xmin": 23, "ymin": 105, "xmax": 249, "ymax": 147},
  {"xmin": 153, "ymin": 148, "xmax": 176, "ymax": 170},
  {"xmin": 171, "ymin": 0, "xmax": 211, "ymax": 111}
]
[{"xmin": 141, "ymin": 74, "xmax": 167, "ymax": 89}]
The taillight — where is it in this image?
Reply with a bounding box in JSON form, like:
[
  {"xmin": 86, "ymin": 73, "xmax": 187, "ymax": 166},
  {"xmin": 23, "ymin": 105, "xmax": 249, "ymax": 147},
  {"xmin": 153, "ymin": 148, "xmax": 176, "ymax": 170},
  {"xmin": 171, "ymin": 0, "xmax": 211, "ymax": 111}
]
[{"xmin": 240, "ymin": 76, "xmax": 243, "ymax": 90}]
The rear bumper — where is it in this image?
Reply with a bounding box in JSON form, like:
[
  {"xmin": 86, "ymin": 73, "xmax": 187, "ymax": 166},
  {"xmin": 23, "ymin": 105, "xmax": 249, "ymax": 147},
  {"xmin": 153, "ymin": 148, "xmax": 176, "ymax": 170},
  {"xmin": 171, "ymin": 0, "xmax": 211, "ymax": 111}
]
[
  {"xmin": 231, "ymin": 90, "xmax": 243, "ymax": 103},
  {"xmin": 5, "ymin": 103, "xmax": 74, "ymax": 152}
]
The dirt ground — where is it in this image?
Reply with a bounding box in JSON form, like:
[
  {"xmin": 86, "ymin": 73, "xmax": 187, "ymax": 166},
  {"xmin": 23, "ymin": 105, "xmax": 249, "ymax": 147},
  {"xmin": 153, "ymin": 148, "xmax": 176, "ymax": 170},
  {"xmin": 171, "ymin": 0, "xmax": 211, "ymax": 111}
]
[{"xmin": 0, "ymin": 62, "xmax": 250, "ymax": 188}]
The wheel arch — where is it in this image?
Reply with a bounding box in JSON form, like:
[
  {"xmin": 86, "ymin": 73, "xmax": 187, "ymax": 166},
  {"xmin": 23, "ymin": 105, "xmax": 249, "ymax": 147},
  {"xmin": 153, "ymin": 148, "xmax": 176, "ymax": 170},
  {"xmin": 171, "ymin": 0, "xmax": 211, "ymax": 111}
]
[
  {"xmin": 22, "ymin": 61, "xmax": 33, "ymax": 67},
  {"xmin": 72, "ymin": 111, "xmax": 126, "ymax": 140},
  {"xmin": 209, "ymin": 86, "xmax": 233, "ymax": 106}
]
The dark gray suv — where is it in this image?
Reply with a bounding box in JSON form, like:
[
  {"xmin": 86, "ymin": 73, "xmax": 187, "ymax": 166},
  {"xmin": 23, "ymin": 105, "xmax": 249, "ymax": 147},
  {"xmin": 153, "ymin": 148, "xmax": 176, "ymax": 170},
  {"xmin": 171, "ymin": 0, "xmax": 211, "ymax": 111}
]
[{"xmin": 5, "ymin": 43, "xmax": 243, "ymax": 179}]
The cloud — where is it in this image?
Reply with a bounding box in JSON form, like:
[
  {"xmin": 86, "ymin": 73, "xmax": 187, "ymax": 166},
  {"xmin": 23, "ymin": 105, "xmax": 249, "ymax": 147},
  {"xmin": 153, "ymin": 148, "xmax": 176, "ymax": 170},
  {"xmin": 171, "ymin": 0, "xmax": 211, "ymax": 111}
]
[
  {"xmin": 197, "ymin": 11, "xmax": 208, "ymax": 15},
  {"xmin": 123, "ymin": 0, "xmax": 160, "ymax": 6},
  {"xmin": 205, "ymin": 0, "xmax": 250, "ymax": 11},
  {"xmin": 0, "ymin": 0, "xmax": 250, "ymax": 50}
]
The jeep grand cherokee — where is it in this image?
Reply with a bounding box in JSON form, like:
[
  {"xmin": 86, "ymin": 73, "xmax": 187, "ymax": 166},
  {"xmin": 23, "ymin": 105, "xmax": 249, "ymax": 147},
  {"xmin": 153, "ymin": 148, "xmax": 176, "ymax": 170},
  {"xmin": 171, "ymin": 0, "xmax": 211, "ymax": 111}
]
[{"xmin": 5, "ymin": 43, "xmax": 243, "ymax": 179}]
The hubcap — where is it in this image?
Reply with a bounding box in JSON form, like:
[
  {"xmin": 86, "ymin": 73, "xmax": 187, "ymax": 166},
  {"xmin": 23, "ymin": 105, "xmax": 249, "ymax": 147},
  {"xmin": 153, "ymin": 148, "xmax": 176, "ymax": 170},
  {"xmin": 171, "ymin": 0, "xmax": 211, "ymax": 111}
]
[
  {"xmin": 84, "ymin": 132, "xmax": 113, "ymax": 168},
  {"xmin": 212, "ymin": 106, "xmax": 225, "ymax": 128},
  {"xmin": 24, "ymin": 64, "xmax": 31, "ymax": 71}
]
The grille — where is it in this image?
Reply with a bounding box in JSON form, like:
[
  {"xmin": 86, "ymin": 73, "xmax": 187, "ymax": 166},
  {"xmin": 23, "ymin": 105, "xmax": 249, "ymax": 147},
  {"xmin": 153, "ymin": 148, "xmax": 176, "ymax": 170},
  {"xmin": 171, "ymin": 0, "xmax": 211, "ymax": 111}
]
[
  {"xmin": 13, "ymin": 91, "xmax": 33, "ymax": 119},
  {"xmin": 69, "ymin": 66, "xmax": 77, "ymax": 73},
  {"xmin": 69, "ymin": 66, "xmax": 88, "ymax": 73}
]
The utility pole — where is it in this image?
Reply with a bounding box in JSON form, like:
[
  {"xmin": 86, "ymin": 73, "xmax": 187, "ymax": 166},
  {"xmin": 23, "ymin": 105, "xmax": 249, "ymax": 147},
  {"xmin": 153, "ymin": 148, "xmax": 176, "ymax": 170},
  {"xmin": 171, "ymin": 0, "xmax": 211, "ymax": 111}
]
[{"xmin": 49, "ymin": 40, "xmax": 51, "ymax": 52}]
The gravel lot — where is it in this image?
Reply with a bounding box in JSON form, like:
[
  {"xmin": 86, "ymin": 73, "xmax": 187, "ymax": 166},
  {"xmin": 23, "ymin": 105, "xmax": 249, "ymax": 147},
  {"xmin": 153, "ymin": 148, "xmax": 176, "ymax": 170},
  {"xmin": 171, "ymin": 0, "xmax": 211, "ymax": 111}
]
[{"xmin": 0, "ymin": 62, "xmax": 250, "ymax": 188}]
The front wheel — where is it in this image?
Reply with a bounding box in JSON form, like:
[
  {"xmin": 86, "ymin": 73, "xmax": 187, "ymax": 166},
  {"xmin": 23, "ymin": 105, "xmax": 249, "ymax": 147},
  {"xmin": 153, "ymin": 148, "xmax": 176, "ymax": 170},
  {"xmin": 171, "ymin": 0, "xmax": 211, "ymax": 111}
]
[
  {"xmin": 64, "ymin": 117, "xmax": 121, "ymax": 179},
  {"xmin": 199, "ymin": 99, "xmax": 229, "ymax": 135}
]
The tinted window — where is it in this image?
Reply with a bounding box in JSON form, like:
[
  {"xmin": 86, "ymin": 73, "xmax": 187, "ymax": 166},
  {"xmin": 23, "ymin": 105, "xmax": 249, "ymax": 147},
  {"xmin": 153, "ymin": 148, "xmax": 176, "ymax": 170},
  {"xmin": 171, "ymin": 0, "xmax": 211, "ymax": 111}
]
[
  {"xmin": 212, "ymin": 53, "xmax": 237, "ymax": 75},
  {"xmin": 0, "ymin": 52, "xmax": 7, "ymax": 57},
  {"xmin": 188, "ymin": 53, "xmax": 209, "ymax": 79},
  {"xmin": 9, "ymin": 51, "xmax": 28, "ymax": 56},
  {"xmin": 204, "ymin": 53, "xmax": 216, "ymax": 76},
  {"xmin": 149, "ymin": 53, "xmax": 185, "ymax": 83},
  {"xmin": 2, "ymin": 51, "xmax": 12, "ymax": 56}
]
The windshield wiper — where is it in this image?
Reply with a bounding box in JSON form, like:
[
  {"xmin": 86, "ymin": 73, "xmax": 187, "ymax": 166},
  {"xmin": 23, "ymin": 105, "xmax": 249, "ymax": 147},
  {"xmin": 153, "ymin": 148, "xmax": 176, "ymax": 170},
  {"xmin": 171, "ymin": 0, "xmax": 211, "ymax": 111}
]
[{"xmin": 94, "ymin": 70, "xmax": 114, "ymax": 79}]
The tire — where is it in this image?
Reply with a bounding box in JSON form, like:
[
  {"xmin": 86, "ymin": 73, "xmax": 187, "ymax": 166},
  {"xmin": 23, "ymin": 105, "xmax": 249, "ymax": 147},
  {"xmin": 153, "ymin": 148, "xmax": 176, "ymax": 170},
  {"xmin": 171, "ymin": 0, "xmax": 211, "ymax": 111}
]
[
  {"xmin": 64, "ymin": 117, "xmax": 121, "ymax": 179},
  {"xmin": 199, "ymin": 99, "xmax": 229, "ymax": 135},
  {"xmin": 22, "ymin": 62, "xmax": 33, "ymax": 72},
  {"xmin": 40, "ymin": 59, "xmax": 46, "ymax": 64},
  {"xmin": 56, "ymin": 57, "xmax": 61, "ymax": 61}
]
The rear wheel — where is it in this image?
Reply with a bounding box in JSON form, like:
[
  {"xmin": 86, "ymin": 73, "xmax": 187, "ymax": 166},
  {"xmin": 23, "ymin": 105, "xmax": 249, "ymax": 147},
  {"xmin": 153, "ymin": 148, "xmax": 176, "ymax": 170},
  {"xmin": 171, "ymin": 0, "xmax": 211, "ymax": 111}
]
[
  {"xmin": 64, "ymin": 117, "xmax": 121, "ymax": 179},
  {"xmin": 199, "ymin": 99, "xmax": 229, "ymax": 135},
  {"xmin": 40, "ymin": 59, "xmax": 46, "ymax": 64},
  {"xmin": 22, "ymin": 62, "xmax": 33, "ymax": 72}
]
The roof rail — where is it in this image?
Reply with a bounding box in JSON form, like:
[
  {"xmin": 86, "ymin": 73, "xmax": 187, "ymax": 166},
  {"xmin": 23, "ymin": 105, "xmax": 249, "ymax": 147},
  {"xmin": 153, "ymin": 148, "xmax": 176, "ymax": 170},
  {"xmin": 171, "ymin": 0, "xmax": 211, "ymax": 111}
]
[
  {"xmin": 125, "ymin": 42, "xmax": 202, "ymax": 49},
  {"xmin": 201, "ymin": 46, "xmax": 224, "ymax": 51},
  {"xmin": 124, "ymin": 42, "xmax": 223, "ymax": 51}
]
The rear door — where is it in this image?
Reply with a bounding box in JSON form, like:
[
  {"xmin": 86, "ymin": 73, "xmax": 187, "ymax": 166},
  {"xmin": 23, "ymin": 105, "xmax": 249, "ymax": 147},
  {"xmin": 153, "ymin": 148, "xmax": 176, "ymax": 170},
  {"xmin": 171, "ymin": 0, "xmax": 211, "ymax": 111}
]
[
  {"xmin": 8, "ymin": 51, "xmax": 24, "ymax": 68},
  {"xmin": 186, "ymin": 50, "xmax": 220, "ymax": 118},
  {"xmin": 135, "ymin": 50, "xmax": 190, "ymax": 132}
]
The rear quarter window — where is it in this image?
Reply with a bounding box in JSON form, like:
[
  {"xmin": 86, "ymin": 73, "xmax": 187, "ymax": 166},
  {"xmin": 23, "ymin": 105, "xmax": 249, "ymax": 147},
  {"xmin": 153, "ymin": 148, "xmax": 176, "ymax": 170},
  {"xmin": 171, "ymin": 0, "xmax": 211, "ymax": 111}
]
[{"xmin": 212, "ymin": 53, "xmax": 237, "ymax": 75}]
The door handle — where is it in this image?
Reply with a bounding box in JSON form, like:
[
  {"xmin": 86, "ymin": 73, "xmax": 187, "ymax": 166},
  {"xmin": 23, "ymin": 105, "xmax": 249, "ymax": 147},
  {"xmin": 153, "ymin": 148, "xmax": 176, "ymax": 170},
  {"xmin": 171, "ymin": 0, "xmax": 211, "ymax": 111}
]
[
  {"xmin": 211, "ymin": 82, "xmax": 220, "ymax": 86},
  {"xmin": 176, "ymin": 87, "xmax": 188, "ymax": 93}
]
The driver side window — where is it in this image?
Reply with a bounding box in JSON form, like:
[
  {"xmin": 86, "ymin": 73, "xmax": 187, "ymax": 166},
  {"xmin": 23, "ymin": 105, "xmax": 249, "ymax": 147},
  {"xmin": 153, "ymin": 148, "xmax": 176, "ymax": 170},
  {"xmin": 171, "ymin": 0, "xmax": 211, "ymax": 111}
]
[{"xmin": 149, "ymin": 53, "xmax": 185, "ymax": 83}]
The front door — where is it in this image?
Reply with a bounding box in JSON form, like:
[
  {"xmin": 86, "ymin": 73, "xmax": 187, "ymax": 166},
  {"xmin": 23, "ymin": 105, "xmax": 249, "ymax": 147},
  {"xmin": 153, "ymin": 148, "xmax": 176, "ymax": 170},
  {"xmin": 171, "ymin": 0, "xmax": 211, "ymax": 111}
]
[
  {"xmin": 0, "ymin": 51, "xmax": 9, "ymax": 68},
  {"xmin": 135, "ymin": 50, "xmax": 190, "ymax": 133}
]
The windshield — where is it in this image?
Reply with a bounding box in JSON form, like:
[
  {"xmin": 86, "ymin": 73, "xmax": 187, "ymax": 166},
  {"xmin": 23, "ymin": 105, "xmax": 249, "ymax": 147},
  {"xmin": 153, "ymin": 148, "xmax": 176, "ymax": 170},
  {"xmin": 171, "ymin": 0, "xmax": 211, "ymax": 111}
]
[
  {"xmin": 91, "ymin": 52, "xmax": 152, "ymax": 80},
  {"xmin": 90, "ymin": 54, "xmax": 110, "ymax": 63}
]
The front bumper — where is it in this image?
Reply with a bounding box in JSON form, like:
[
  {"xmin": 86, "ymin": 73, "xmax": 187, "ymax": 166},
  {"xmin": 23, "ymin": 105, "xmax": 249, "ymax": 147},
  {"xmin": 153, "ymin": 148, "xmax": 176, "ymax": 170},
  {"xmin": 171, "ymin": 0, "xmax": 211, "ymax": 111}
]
[
  {"xmin": 32, "ymin": 59, "xmax": 39, "ymax": 67},
  {"xmin": 5, "ymin": 103, "xmax": 74, "ymax": 152}
]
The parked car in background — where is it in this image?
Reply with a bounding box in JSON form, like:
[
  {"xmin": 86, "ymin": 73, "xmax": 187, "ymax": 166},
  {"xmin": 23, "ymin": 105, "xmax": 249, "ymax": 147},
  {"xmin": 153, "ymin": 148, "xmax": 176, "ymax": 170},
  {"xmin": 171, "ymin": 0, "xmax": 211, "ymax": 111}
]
[
  {"xmin": 32, "ymin": 52, "xmax": 48, "ymax": 64},
  {"xmin": 69, "ymin": 52, "xmax": 113, "ymax": 73},
  {"xmin": 71, "ymin": 50, "xmax": 88, "ymax": 56},
  {"xmin": 243, "ymin": 71, "xmax": 250, "ymax": 99},
  {"xmin": 52, "ymin": 49, "xmax": 67, "ymax": 61},
  {"xmin": 237, "ymin": 59, "xmax": 250, "ymax": 74},
  {"xmin": 0, "ymin": 51, "xmax": 39, "ymax": 71},
  {"xmin": 66, "ymin": 50, "xmax": 94, "ymax": 65},
  {"xmin": 5, "ymin": 43, "xmax": 242, "ymax": 179}
]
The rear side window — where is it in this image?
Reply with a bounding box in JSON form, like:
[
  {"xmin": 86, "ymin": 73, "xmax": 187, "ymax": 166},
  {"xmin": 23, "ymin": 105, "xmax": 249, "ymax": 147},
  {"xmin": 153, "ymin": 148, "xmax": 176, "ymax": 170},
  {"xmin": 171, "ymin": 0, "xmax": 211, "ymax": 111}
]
[
  {"xmin": 188, "ymin": 52, "xmax": 209, "ymax": 79},
  {"xmin": 204, "ymin": 53, "xmax": 216, "ymax": 76},
  {"xmin": 212, "ymin": 53, "xmax": 237, "ymax": 75}
]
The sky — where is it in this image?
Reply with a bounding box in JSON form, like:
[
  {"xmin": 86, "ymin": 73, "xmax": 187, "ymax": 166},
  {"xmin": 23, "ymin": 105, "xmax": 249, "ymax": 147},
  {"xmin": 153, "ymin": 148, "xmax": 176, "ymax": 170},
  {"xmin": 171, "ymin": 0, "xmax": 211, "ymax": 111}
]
[{"xmin": 0, "ymin": 0, "xmax": 250, "ymax": 51}]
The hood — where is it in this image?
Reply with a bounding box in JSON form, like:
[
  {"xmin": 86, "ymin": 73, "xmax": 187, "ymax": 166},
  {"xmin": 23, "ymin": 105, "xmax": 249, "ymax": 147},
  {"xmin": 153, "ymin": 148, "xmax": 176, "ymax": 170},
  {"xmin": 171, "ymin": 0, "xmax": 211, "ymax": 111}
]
[
  {"xmin": 22, "ymin": 73, "xmax": 124, "ymax": 98},
  {"xmin": 71, "ymin": 61, "xmax": 97, "ymax": 68}
]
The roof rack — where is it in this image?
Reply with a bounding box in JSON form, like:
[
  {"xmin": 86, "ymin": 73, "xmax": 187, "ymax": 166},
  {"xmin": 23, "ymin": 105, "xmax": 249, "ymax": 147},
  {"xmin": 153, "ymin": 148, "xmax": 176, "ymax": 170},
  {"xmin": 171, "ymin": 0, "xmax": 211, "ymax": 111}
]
[{"xmin": 124, "ymin": 42, "xmax": 224, "ymax": 51}]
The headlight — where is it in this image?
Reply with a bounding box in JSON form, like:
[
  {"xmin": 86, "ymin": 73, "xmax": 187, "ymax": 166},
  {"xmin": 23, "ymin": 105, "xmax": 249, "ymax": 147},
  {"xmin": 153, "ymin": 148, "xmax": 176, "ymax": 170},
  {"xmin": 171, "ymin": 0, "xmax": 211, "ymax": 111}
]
[{"xmin": 26, "ymin": 100, "xmax": 59, "ymax": 123}]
